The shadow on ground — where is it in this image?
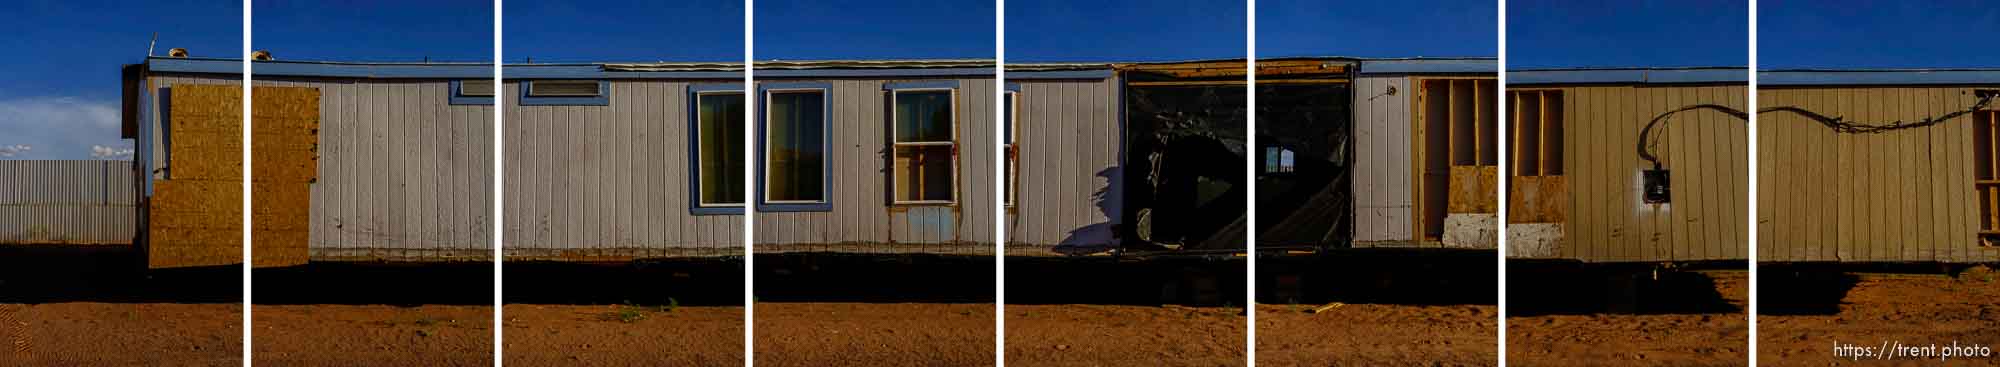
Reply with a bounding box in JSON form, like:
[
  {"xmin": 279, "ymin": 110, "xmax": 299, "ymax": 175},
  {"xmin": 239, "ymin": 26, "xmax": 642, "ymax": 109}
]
[
  {"xmin": 1005, "ymin": 253, "xmax": 1243, "ymax": 306},
  {"xmin": 1507, "ymin": 260, "xmax": 1743, "ymax": 316},
  {"xmin": 1256, "ymin": 248, "xmax": 1495, "ymax": 306},
  {"xmin": 254, "ymin": 261, "xmax": 491, "ymax": 305},
  {"xmin": 0, "ymin": 245, "xmax": 239, "ymax": 303},
  {"xmin": 505, "ymin": 258, "xmax": 742, "ymax": 306},
  {"xmin": 758, "ymin": 253, "xmax": 994, "ymax": 303}
]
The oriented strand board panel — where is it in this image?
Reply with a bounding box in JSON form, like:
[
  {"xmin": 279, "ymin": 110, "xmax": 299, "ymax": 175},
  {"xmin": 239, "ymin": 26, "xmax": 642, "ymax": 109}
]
[
  {"xmin": 1556, "ymin": 84, "xmax": 1748, "ymax": 262},
  {"xmin": 148, "ymin": 84, "xmax": 243, "ymax": 269},
  {"xmin": 1447, "ymin": 165, "xmax": 1497, "ymax": 213},
  {"xmin": 250, "ymin": 86, "xmax": 319, "ymax": 267},
  {"xmin": 1508, "ymin": 175, "xmax": 1567, "ymax": 223},
  {"xmin": 1758, "ymin": 86, "xmax": 2000, "ymax": 263}
]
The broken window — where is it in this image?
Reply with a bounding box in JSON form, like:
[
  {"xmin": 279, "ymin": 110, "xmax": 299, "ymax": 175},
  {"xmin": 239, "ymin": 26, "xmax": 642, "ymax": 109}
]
[
  {"xmin": 892, "ymin": 89, "xmax": 955, "ymax": 203},
  {"xmin": 765, "ymin": 89, "xmax": 827, "ymax": 203},
  {"xmin": 696, "ymin": 91, "xmax": 745, "ymax": 208},
  {"xmin": 1979, "ymin": 110, "xmax": 1998, "ymax": 242}
]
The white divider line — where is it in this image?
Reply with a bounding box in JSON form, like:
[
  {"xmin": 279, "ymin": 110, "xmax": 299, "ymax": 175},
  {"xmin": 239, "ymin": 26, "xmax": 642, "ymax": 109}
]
[
  {"xmin": 994, "ymin": 0, "xmax": 1008, "ymax": 366},
  {"xmin": 1244, "ymin": 0, "xmax": 1259, "ymax": 365},
  {"xmin": 743, "ymin": 1, "xmax": 758, "ymax": 365},
  {"xmin": 491, "ymin": 0, "xmax": 506, "ymax": 365},
  {"xmin": 1494, "ymin": 0, "xmax": 1509, "ymax": 365},
  {"xmin": 240, "ymin": 1, "xmax": 254, "ymax": 365}
]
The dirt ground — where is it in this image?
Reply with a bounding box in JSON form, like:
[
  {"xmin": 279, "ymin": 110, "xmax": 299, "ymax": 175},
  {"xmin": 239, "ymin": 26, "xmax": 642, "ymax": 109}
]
[
  {"xmin": 1006, "ymin": 304, "xmax": 1245, "ymax": 367},
  {"xmin": 756, "ymin": 303, "xmax": 994, "ymax": 367},
  {"xmin": 503, "ymin": 304, "xmax": 743, "ymax": 366},
  {"xmin": 0, "ymin": 302, "xmax": 241, "ymax": 366},
  {"xmin": 1257, "ymin": 303, "xmax": 1496, "ymax": 366},
  {"xmin": 252, "ymin": 305, "xmax": 491, "ymax": 366},
  {"xmin": 1759, "ymin": 268, "xmax": 2000, "ymax": 366},
  {"xmin": 1508, "ymin": 272, "xmax": 1750, "ymax": 366}
]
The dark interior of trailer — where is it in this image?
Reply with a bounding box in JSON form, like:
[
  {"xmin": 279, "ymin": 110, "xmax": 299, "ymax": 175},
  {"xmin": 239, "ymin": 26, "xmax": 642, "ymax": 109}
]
[
  {"xmin": 1121, "ymin": 66, "xmax": 1247, "ymax": 251},
  {"xmin": 1254, "ymin": 81, "xmax": 1353, "ymax": 249}
]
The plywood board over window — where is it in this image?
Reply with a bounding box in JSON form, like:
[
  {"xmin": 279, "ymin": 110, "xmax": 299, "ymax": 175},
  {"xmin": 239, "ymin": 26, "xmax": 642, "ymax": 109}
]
[
  {"xmin": 1508, "ymin": 90, "xmax": 1568, "ymax": 224},
  {"xmin": 1413, "ymin": 78, "xmax": 1497, "ymax": 240}
]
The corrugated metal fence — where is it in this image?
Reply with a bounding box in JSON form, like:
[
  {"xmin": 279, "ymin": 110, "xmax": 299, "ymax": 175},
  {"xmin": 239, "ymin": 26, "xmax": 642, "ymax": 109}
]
[{"xmin": 0, "ymin": 160, "xmax": 137, "ymax": 245}]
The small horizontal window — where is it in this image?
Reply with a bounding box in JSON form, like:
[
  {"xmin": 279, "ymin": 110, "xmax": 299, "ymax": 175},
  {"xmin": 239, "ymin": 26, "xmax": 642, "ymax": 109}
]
[
  {"xmin": 459, "ymin": 80, "xmax": 495, "ymax": 96},
  {"xmin": 529, "ymin": 80, "xmax": 602, "ymax": 97},
  {"xmin": 449, "ymin": 80, "xmax": 494, "ymax": 105},
  {"xmin": 519, "ymin": 80, "xmax": 610, "ymax": 106}
]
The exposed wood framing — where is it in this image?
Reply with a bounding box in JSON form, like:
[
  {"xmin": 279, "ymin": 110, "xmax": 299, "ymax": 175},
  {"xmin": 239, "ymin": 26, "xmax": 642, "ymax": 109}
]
[
  {"xmin": 1410, "ymin": 77, "xmax": 1498, "ymax": 239},
  {"xmin": 1505, "ymin": 89, "xmax": 1567, "ymax": 224}
]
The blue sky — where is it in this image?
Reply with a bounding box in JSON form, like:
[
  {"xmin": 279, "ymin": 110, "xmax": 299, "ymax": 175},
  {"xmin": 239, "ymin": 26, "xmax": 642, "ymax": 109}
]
[
  {"xmin": 0, "ymin": 0, "xmax": 240, "ymax": 160},
  {"xmin": 1508, "ymin": 0, "xmax": 1747, "ymax": 68},
  {"xmin": 507, "ymin": 0, "xmax": 741, "ymax": 63},
  {"xmin": 1259, "ymin": 0, "xmax": 1494, "ymax": 58},
  {"xmin": 255, "ymin": 0, "xmax": 492, "ymax": 62},
  {"xmin": 1007, "ymin": 0, "xmax": 1243, "ymax": 62},
  {"xmin": 757, "ymin": 0, "xmax": 993, "ymax": 60},
  {"xmin": 1760, "ymin": 0, "xmax": 2000, "ymax": 69}
]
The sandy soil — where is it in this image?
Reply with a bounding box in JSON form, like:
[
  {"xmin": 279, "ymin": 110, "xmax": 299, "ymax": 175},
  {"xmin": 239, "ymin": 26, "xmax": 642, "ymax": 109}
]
[
  {"xmin": 1759, "ymin": 268, "xmax": 2000, "ymax": 366},
  {"xmin": 0, "ymin": 302, "xmax": 241, "ymax": 366},
  {"xmin": 1006, "ymin": 304, "xmax": 1245, "ymax": 367},
  {"xmin": 1257, "ymin": 303, "xmax": 1496, "ymax": 366},
  {"xmin": 503, "ymin": 304, "xmax": 743, "ymax": 366},
  {"xmin": 757, "ymin": 303, "xmax": 994, "ymax": 367},
  {"xmin": 1508, "ymin": 272, "xmax": 1749, "ymax": 367},
  {"xmin": 252, "ymin": 305, "xmax": 491, "ymax": 366}
]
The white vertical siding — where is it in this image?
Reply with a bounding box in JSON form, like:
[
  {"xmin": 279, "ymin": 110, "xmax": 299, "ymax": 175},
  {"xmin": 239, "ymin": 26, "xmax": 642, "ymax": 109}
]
[
  {"xmin": 1004, "ymin": 77, "xmax": 1121, "ymax": 252},
  {"xmin": 752, "ymin": 77, "xmax": 997, "ymax": 254},
  {"xmin": 251, "ymin": 77, "xmax": 495, "ymax": 261},
  {"xmin": 1352, "ymin": 76, "xmax": 1414, "ymax": 242}
]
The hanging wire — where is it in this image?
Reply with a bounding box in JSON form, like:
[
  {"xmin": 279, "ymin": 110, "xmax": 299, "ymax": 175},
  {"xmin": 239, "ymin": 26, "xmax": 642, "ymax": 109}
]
[{"xmin": 1636, "ymin": 93, "xmax": 1999, "ymax": 169}]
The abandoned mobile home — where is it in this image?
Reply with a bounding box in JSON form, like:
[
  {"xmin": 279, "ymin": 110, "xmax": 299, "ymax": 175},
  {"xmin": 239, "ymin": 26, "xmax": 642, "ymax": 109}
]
[
  {"xmin": 1504, "ymin": 67, "xmax": 1749, "ymax": 263},
  {"xmin": 1758, "ymin": 69, "xmax": 2000, "ymax": 263}
]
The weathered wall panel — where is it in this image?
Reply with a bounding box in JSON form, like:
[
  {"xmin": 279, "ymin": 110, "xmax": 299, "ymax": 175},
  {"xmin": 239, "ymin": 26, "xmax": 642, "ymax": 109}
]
[
  {"xmin": 252, "ymin": 77, "xmax": 494, "ymax": 261},
  {"xmin": 1351, "ymin": 76, "xmax": 1413, "ymax": 242},
  {"xmin": 752, "ymin": 77, "xmax": 996, "ymax": 254},
  {"xmin": 1758, "ymin": 86, "xmax": 2000, "ymax": 263},
  {"xmin": 1550, "ymin": 84, "xmax": 1748, "ymax": 262},
  {"xmin": 1004, "ymin": 77, "xmax": 1121, "ymax": 254},
  {"xmin": 503, "ymin": 80, "xmax": 742, "ymax": 258},
  {"xmin": 0, "ymin": 160, "xmax": 136, "ymax": 245}
]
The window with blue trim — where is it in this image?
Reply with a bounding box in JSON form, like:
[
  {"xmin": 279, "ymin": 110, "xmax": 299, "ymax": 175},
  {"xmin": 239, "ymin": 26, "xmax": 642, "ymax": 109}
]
[
  {"xmin": 764, "ymin": 88, "xmax": 827, "ymax": 205},
  {"xmin": 450, "ymin": 80, "xmax": 494, "ymax": 105},
  {"xmin": 693, "ymin": 89, "xmax": 746, "ymax": 213},
  {"xmin": 519, "ymin": 80, "xmax": 609, "ymax": 106}
]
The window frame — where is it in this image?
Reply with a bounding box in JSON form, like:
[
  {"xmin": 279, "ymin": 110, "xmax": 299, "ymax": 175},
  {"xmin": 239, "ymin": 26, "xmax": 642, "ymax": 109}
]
[
  {"xmin": 449, "ymin": 80, "xmax": 494, "ymax": 105},
  {"xmin": 518, "ymin": 80, "xmax": 611, "ymax": 106},
  {"xmin": 756, "ymin": 82, "xmax": 835, "ymax": 212},
  {"xmin": 886, "ymin": 80, "xmax": 961, "ymax": 205},
  {"xmin": 1004, "ymin": 84, "xmax": 1020, "ymax": 208},
  {"xmin": 688, "ymin": 83, "xmax": 747, "ymax": 216}
]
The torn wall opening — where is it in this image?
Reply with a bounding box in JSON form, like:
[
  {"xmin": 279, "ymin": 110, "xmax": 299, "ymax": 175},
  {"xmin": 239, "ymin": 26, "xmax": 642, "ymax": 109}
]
[
  {"xmin": 1254, "ymin": 82, "xmax": 1353, "ymax": 249},
  {"xmin": 1122, "ymin": 66, "xmax": 1247, "ymax": 252}
]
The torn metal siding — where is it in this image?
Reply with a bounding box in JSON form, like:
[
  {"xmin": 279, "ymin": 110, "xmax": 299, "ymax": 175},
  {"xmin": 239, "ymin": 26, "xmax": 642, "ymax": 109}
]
[
  {"xmin": 252, "ymin": 77, "xmax": 494, "ymax": 261},
  {"xmin": 1758, "ymin": 86, "xmax": 2000, "ymax": 263},
  {"xmin": 501, "ymin": 80, "xmax": 743, "ymax": 259},
  {"xmin": 0, "ymin": 160, "xmax": 136, "ymax": 245},
  {"xmin": 1351, "ymin": 76, "xmax": 1414, "ymax": 242},
  {"xmin": 1004, "ymin": 77, "xmax": 1123, "ymax": 255},
  {"xmin": 751, "ymin": 77, "xmax": 998, "ymax": 254}
]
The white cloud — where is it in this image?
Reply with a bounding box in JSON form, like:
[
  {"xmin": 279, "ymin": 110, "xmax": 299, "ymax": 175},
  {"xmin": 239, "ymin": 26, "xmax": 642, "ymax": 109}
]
[
  {"xmin": 0, "ymin": 144, "xmax": 30, "ymax": 157},
  {"xmin": 0, "ymin": 97, "xmax": 129, "ymax": 160},
  {"xmin": 90, "ymin": 145, "xmax": 133, "ymax": 160}
]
